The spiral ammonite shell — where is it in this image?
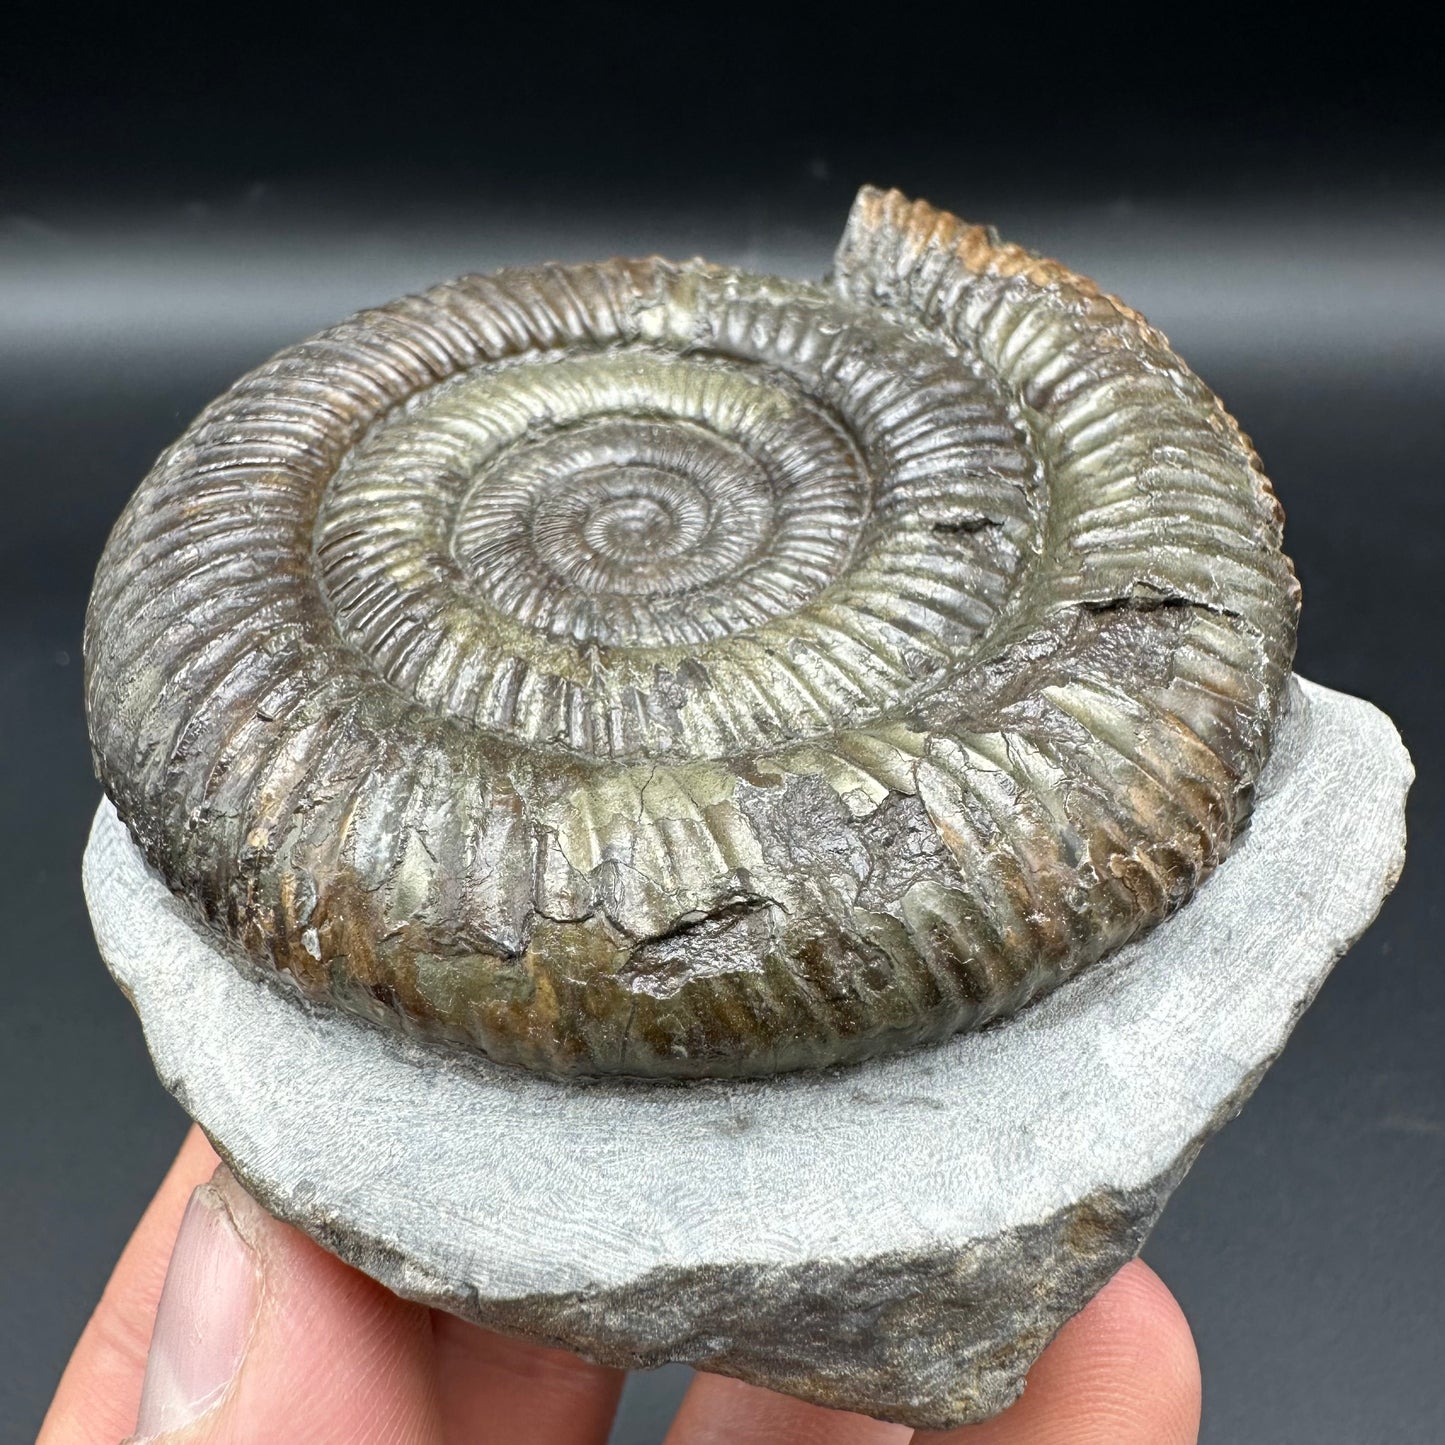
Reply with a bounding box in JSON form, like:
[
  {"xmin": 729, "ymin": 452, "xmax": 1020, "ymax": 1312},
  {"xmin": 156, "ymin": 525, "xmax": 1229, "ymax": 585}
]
[{"xmin": 84, "ymin": 188, "xmax": 1300, "ymax": 1078}]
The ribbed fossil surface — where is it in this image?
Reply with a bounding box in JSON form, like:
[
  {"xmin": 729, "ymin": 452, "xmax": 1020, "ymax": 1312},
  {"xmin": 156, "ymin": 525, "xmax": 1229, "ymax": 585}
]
[{"xmin": 85, "ymin": 187, "xmax": 1300, "ymax": 1078}]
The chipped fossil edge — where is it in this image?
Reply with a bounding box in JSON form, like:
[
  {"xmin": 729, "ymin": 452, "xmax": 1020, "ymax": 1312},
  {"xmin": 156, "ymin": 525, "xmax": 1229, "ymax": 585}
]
[{"xmin": 83, "ymin": 677, "xmax": 1410, "ymax": 1428}]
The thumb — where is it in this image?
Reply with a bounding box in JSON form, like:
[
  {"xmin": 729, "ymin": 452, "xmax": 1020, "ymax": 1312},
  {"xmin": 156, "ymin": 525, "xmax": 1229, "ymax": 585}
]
[{"xmin": 129, "ymin": 1165, "xmax": 441, "ymax": 1444}]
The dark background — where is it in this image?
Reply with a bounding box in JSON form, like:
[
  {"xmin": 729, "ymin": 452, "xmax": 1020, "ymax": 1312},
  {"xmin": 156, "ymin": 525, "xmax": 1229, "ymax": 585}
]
[{"xmin": 2, "ymin": 6, "xmax": 1440, "ymax": 1441}]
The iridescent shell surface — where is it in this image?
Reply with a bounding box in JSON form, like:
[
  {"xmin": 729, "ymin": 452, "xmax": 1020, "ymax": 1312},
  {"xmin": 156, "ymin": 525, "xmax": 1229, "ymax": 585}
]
[{"xmin": 84, "ymin": 188, "xmax": 1300, "ymax": 1078}]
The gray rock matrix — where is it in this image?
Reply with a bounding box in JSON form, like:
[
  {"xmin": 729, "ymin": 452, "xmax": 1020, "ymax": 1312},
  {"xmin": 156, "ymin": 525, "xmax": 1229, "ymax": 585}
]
[{"xmin": 85, "ymin": 678, "xmax": 1409, "ymax": 1428}]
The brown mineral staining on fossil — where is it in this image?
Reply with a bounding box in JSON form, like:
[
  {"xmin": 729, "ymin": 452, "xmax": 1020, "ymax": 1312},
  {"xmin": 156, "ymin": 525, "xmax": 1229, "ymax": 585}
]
[{"xmin": 84, "ymin": 187, "xmax": 1300, "ymax": 1079}]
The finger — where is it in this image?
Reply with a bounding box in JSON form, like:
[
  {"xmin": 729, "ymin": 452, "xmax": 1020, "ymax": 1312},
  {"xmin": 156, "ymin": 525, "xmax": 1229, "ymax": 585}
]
[
  {"xmin": 124, "ymin": 1164, "xmax": 443, "ymax": 1443},
  {"xmin": 663, "ymin": 1373, "xmax": 913, "ymax": 1445},
  {"xmin": 40, "ymin": 1125, "xmax": 221, "ymax": 1445},
  {"xmin": 430, "ymin": 1312, "xmax": 625, "ymax": 1445},
  {"xmin": 913, "ymin": 1259, "xmax": 1201, "ymax": 1445}
]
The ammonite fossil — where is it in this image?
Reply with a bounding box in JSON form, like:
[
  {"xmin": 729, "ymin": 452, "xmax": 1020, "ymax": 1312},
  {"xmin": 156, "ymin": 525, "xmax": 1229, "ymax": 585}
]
[{"xmin": 85, "ymin": 187, "xmax": 1300, "ymax": 1079}]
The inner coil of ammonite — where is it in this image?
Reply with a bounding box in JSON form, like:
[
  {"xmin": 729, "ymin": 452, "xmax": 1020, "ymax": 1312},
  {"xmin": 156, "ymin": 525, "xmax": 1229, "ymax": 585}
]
[{"xmin": 85, "ymin": 187, "xmax": 1300, "ymax": 1079}]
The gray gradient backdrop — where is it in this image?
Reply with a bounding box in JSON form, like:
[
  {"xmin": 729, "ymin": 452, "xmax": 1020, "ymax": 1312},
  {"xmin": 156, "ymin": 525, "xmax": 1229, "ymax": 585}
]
[{"xmin": 2, "ymin": 82, "xmax": 1445, "ymax": 1445}]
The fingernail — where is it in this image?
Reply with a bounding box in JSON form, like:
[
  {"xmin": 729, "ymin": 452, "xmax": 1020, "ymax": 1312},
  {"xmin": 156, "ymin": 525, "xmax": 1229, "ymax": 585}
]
[{"xmin": 133, "ymin": 1169, "xmax": 259, "ymax": 1438}]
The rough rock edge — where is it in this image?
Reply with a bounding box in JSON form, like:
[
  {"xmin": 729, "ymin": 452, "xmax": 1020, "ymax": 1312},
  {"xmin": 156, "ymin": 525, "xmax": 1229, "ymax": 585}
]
[
  {"xmin": 193, "ymin": 1013, "xmax": 1303, "ymax": 1426},
  {"xmin": 84, "ymin": 679, "xmax": 1411, "ymax": 1429},
  {"xmin": 227, "ymin": 1144, "xmax": 1190, "ymax": 1426}
]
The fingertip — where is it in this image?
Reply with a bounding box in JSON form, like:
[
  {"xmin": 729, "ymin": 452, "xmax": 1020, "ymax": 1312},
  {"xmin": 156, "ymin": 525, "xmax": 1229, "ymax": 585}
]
[
  {"xmin": 430, "ymin": 1313, "xmax": 625, "ymax": 1445},
  {"xmin": 1069, "ymin": 1259, "xmax": 1201, "ymax": 1441},
  {"xmin": 131, "ymin": 1175, "xmax": 260, "ymax": 1439},
  {"xmin": 210, "ymin": 1169, "xmax": 441, "ymax": 1440},
  {"xmin": 123, "ymin": 1166, "xmax": 440, "ymax": 1443},
  {"xmin": 917, "ymin": 1259, "xmax": 1201, "ymax": 1444},
  {"xmin": 39, "ymin": 1127, "xmax": 223, "ymax": 1445},
  {"xmin": 665, "ymin": 1373, "xmax": 912, "ymax": 1445}
]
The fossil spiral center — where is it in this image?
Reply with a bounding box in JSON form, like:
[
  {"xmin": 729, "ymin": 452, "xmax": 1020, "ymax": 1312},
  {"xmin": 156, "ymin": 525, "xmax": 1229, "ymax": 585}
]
[
  {"xmin": 313, "ymin": 274, "xmax": 1038, "ymax": 758},
  {"xmin": 447, "ymin": 412, "xmax": 794, "ymax": 644},
  {"xmin": 579, "ymin": 486, "xmax": 686, "ymax": 557}
]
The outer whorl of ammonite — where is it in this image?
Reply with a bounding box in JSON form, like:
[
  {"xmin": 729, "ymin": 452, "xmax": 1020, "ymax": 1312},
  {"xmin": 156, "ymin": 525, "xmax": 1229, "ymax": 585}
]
[{"xmin": 85, "ymin": 188, "xmax": 1300, "ymax": 1079}]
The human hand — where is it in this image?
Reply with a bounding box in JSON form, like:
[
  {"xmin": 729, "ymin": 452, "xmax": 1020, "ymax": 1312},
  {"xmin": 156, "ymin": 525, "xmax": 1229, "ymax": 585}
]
[{"xmin": 39, "ymin": 1127, "xmax": 1200, "ymax": 1443}]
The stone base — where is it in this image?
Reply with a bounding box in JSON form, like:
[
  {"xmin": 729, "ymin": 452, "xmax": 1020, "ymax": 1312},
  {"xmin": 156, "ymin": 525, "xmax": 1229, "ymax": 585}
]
[{"xmin": 82, "ymin": 678, "xmax": 1411, "ymax": 1429}]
